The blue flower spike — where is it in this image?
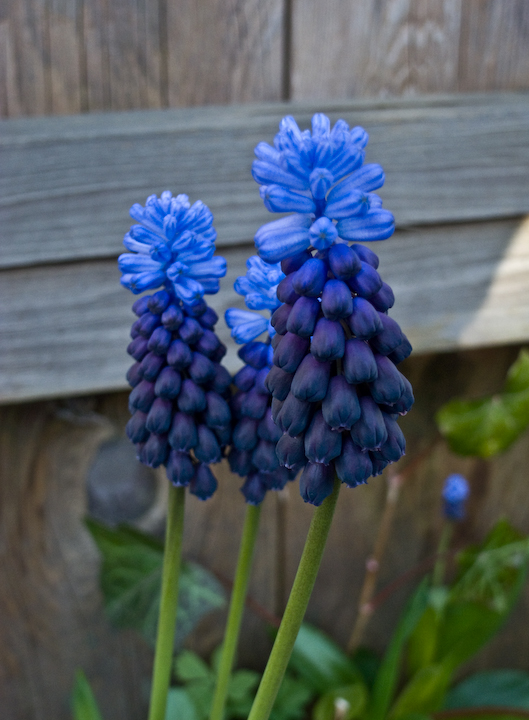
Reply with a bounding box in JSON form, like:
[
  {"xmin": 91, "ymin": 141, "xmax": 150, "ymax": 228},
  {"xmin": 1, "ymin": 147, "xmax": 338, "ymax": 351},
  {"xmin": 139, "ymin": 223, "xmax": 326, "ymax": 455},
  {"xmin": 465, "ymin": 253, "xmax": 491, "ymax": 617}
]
[
  {"xmin": 120, "ymin": 192, "xmax": 231, "ymax": 501},
  {"xmin": 254, "ymin": 114, "xmax": 414, "ymax": 506},
  {"xmin": 442, "ymin": 474, "xmax": 470, "ymax": 521},
  {"xmin": 225, "ymin": 256, "xmax": 301, "ymax": 503}
]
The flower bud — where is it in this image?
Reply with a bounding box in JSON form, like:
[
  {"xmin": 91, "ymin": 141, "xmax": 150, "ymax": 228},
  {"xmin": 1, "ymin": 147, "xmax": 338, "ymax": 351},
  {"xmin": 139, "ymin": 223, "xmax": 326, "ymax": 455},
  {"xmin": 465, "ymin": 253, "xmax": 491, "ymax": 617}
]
[
  {"xmin": 252, "ymin": 440, "xmax": 280, "ymax": 473},
  {"xmin": 281, "ymin": 250, "xmax": 311, "ymax": 275},
  {"xmin": 126, "ymin": 362, "xmax": 143, "ymax": 388},
  {"xmin": 166, "ymin": 450, "xmax": 195, "ymax": 487},
  {"xmin": 299, "ymin": 462, "xmax": 334, "ymax": 506},
  {"xmin": 177, "ymin": 379, "xmax": 206, "ymax": 413},
  {"xmin": 195, "ymin": 329, "xmax": 221, "ymax": 357},
  {"xmin": 322, "ymin": 375, "xmax": 361, "ymax": 430},
  {"xmin": 234, "ymin": 365, "xmax": 257, "ymax": 391},
  {"xmin": 214, "ymin": 424, "xmax": 231, "ymax": 446},
  {"xmin": 198, "ymin": 306, "xmax": 219, "ymax": 329},
  {"xmin": 335, "ymin": 436, "xmax": 372, "ymax": 487},
  {"xmin": 292, "ymin": 258, "xmax": 327, "ymax": 297},
  {"xmin": 148, "ymin": 326, "xmax": 173, "ymax": 355},
  {"xmin": 276, "ymin": 393, "xmax": 313, "ymax": 436},
  {"xmin": 257, "ymin": 409, "xmax": 283, "ymax": 443},
  {"xmin": 327, "ymin": 243, "xmax": 361, "ymax": 280},
  {"xmin": 369, "ymin": 282, "xmax": 395, "ymax": 312},
  {"xmin": 370, "ymin": 454, "xmax": 389, "ymax": 476},
  {"xmin": 369, "ymin": 314, "xmax": 404, "ymax": 355},
  {"xmin": 351, "ymin": 243, "xmax": 379, "ymax": 269},
  {"xmin": 205, "ymin": 392, "xmax": 231, "ymax": 428},
  {"xmin": 229, "ymin": 449, "xmax": 253, "ymax": 477},
  {"xmin": 442, "ymin": 474, "xmax": 470, "ymax": 521},
  {"xmin": 274, "ymin": 332, "xmax": 310, "ymax": 372},
  {"xmin": 146, "ymin": 398, "xmax": 173, "ymax": 434},
  {"xmin": 232, "ymin": 417, "xmax": 259, "ymax": 451},
  {"xmin": 140, "ymin": 351, "xmax": 166, "ymax": 381},
  {"xmin": 310, "ymin": 318, "xmax": 345, "ymax": 362},
  {"xmin": 343, "ymin": 339, "xmax": 378, "ymax": 384},
  {"xmin": 350, "ymin": 396, "xmax": 387, "ymax": 451},
  {"xmin": 253, "ymin": 367, "xmax": 270, "ymax": 394},
  {"xmin": 346, "ymin": 262, "xmax": 383, "ymax": 298},
  {"xmin": 388, "ymin": 338, "xmax": 413, "ymax": 365},
  {"xmin": 347, "ymin": 297, "xmax": 383, "ymax": 340},
  {"xmin": 188, "ymin": 352, "xmax": 216, "ymax": 384},
  {"xmin": 286, "ymin": 296, "xmax": 321, "ymax": 338},
  {"xmin": 271, "ymin": 304, "xmax": 292, "ymax": 335},
  {"xmin": 161, "ymin": 304, "xmax": 184, "ymax": 331},
  {"xmin": 372, "ymin": 414, "xmax": 406, "ymax": 463},
  {"xmin": 304, "ymin": 410, "xmax": 342, "ymax": 464},
  {"xmin": 126, "ymin": 411, "xmax": 149, "ymax": 443},
  {"xmin": 132, "ymin": 296, "xmax": 150, "ymax": 316},
  {"xmin": 241, "ymin": 473, "xmax": 267, "ymax": 505},
  {"xmin": 240, "ymin": 387, "xmax": 270, "ymax": 419},
  {"xmin": 238, "ymin": 341, "xmax": 271, "ymax": 369},
  {"xmin": 194, "ymin": 425, "xmax": 221, "ymax": 463},
  {"xmin": 127, "ymin": 336, "xmax": 149, "ymax": 361},
  {"xmin": 291, "ymin": 355, "xmax": 331, "ymax": 402},
  {"xmin": 369, "ymin": 355, "xmax": 406, "ymax": 406},
  {"xmin": 147, "ymin": 289, "xmax": 171, "ymax": 314},
  {"xmin": 154, "ymin": 367, "xmax": 182, "ymax": 399},
  {"xmin": 265, "ymin": 365, "xmax": 293, "ymax": 400},
  {"xmin": 179, "ymin": 317, "xmax": 204, "ymax": 344},
  {"xmin": 167, "ymin": 339, "xmax": 193, "ymax": 369},
  {"xmin": 276, "ymin": 433, "xmax": 306, "ymax": 469},
  {"xmin": 168, "ymin": 411, "xmax": 198, "ymax": 452},
  {"xmin": 211, "ymin": 363, "xmax": 232, "ymax": 394},
  {"xmin": 129, "ymin": 379, "xmax": 156, "ymax": 412},
  {"xmin": 277, "ymin": 274, "xmax": 301, "ymax": 305},
  {"xmin": 141, "ymin": 433, "xmax": 169, "ymax": 468},
  {"xmin": 321, "ymin": 279, "xmax": 353, "ymax": 320},
  {"xmin": 190, "ymin": 463, "xmax": 218, "ymax": 500},
  {"xmin": 137, "ymin": 311, "xmax": 161, "ymax": 337}
]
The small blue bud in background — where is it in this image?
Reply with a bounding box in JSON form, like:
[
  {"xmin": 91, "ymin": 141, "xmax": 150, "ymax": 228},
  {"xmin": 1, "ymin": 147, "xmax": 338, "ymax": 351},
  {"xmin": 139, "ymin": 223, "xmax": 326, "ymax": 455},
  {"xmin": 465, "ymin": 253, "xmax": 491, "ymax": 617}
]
[{"xmin": 442, "ymin": 474, "xmax": 470, "ymax": 521}]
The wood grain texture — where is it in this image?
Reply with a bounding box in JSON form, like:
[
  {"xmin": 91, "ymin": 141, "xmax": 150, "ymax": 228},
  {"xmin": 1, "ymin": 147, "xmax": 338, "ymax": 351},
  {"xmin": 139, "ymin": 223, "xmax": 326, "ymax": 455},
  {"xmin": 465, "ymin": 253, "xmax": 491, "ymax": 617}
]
[
  {"xmin": 459, "ymin": 0, "xmax": 529, "ymax": 92},
  {"xmin": 167, "ymin": 0, "xmax": 284, "ymax": 107},
  {"xmin": 48, "ymin": 0, "xmax": 82, "ymax": 115},
  {"xmin": 2, "ymin": 217, "xmax": 529, "ymax": 403},
  {"xmin": 1, "ymin": 93, "xmax": 529, "ymax": 269},
  {"xmin": 291, "ymin": 0, "xmax": 463, "ymax": 100}
]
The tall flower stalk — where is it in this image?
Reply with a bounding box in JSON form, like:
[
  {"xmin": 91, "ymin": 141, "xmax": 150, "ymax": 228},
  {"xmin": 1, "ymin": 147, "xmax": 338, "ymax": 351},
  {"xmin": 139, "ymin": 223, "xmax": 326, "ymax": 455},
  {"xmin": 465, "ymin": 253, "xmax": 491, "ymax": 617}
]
[
  {"xmin": 247, "ymin": 113, "xmax": 414, "ymax": 720},
  {"xmin": 118, "ymin": 191, "xmax": 230, "ymax": 720}
]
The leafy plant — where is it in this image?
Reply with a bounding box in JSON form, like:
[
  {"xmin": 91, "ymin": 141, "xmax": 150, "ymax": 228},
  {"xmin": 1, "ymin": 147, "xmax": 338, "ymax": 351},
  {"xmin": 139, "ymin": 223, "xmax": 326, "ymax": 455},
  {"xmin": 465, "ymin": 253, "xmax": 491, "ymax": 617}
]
[
  {"xmin": 436, "ymin": 349, "xmax": 529, "ymax": 457},
  {"xmin": 86, "ymin": 519, "xmax": 226, "ymax": 648},
  {"xmin": 71, "ymin": 670, "xmax": 104, "ymax": 720}
]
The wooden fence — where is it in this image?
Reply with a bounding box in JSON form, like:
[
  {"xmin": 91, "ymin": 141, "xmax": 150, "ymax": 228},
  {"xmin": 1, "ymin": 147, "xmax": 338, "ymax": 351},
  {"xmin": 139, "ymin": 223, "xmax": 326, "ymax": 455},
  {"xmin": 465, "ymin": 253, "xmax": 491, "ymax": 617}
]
[{"xmin": 1, "ymin": 2, "xmax": 529, "ymax": 719}]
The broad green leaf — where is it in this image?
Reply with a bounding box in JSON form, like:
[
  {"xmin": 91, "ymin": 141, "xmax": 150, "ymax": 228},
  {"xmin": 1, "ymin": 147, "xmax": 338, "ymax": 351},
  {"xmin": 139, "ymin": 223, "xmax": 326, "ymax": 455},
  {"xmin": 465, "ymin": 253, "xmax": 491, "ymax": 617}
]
[
  {"xmin": 369, "ymin": 580, "xmax": 429, "ymax": 720},
  {"xmin": 288, "ymin": 623, "xmax": 359, "ymax": 694},
  {"xmin": 184, "ymin": 677, "xmax": 215, "ymax": 718},
  {"xmin": 271, "ymin": 674, "xmax": 314, "ymax": 720},
  {"xmin": 351, "ymin": 647, "xmax": 381, "ymax": 690},
  {"xmin": 406, "ymin": 606, "xmax": 440, "ymax": 675},
  {"xmin": 174, "ymin": 650, "xmax": 212, "ymax": 683},
  {"xmin": 86, "ymin": 520, "xmax": 225, "ymax": 647},
  {"xmin": 312, "ymin": 683, "xmax": 368, "ymax": 720},
  {"xmin": 71, "ymin": 670, "xmax": 104, "ymax": 720},
  {"xmin": 228, "ymin": 669, "xmax": 260, "ymax": 702},
  {"xmin": 165, "ymin": 688, "xmax": 199, "ymax": 720},
  {"xmin": 445, "ymin": 670, "xmax": 529, "ymax": 709},
  {"xmin": 389, "ymin": 664, "xmax": 452, "ymax": 717},
  {"xmin": 436, "ymin": 349, "xmax": 529, "ymax": 458}
]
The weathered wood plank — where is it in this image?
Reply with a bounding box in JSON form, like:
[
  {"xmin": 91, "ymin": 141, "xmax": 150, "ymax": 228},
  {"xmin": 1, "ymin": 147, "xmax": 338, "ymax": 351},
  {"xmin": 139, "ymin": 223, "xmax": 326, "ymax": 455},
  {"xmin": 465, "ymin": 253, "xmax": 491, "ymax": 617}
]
[
  {"xmin": 291, "ymin": 0, "xmax": 463, "ymax": 99},
  {"xmin": 1, "ymin": 93, "xmax": 529, "ymax": 269},
  {"xmin": 48, "ymin": 0, "xmax": 82, "ymax": 115},
  {"xmin": 2, "ymin": 217, "xmax": 529, "ymax": 403},
  {"xmin": 166, "ymin": 0, "xmax": 284, "ymax": 107},
  {"xmin": 459, "ymin": 0, "xmax": 529, "ymax": 92}
]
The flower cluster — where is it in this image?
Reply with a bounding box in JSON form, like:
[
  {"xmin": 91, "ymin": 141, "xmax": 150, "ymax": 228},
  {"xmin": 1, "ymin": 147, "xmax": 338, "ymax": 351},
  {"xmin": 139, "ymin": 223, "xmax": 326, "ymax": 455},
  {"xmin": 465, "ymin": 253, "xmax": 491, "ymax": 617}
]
[
  {"xmin": 254, "ymin": 114, "xmax": 414, "ymax": 506},
  {"xmin": 225, "ymin": 257, "xmax": 300, "ymax": 504},
  {"xmin": 120, "ymin": 193, "xmax": 231, "ymax": 500},
  {"xmin": 442, "ymin": 474, "xmax": 470, "ymax": 521}
]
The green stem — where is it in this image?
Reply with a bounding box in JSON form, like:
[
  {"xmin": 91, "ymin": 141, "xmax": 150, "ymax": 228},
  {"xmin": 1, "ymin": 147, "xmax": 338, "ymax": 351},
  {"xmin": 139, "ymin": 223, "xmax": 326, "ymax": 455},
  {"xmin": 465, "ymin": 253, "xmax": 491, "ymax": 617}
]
[
  {"xmin": 432, "ymin": 522, "xmax": 454, "ymax": 587},
  {"xmin": 148, "ymin": 484, "xmax": 186, "ymax": 720},
  {"xmin": 248, "ymin": 477, "xmax": 341, "ymax": 720},
  {"xmin": 209, "ymin": 502, "xmax": 262, "ymax": 720}
]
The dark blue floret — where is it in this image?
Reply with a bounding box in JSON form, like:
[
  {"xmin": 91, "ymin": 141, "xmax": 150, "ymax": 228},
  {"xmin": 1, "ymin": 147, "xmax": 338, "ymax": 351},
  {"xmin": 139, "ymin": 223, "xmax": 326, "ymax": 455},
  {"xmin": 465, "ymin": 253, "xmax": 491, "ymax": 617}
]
[
  {"xmin": 369, "ymin": 282, "xmax": 395, "ymax": 312},
  {"xmin": 148, "ymin": 289, "xmax": 171, "ymax": 314},
  {"xmin": 252, "ymin": 440, "xmax": 280, "ymax": 473},
  {"xmin": 161, "ymin": 304, "xmax": 184, "ymax": 331},
  {"xmin": 229, "ymin": 449, "xmax": 254, "ymax": 477},
  {"xmin": 257, "ymin": 410, "xmax": 283, "ymax": 443},
  {"xmin": 328, "ymin": 244, "xmax": 361, "ymax": 280},
  {"xmin": 346, "ymin": 262, "xmax": 383, "ymax": 298},
  {"xmin": 179, "ymin": 318, "xmax": 204, "ymax": 344},
  {"xmin": 167, "ymin": 339, "xmax": 193, "ymax": 369},
  {"xmin": 146, "ymin": 398, "xmax": 173, "ymax": 434},
  {"xmin": 189, "ymin": 352, "xmax": 216, "ymax": 383},
  {"xmin": 168, "ymin": 412, "xmax": 198, "ymax": 452},
  {"xmin": 335, "ymin": 436, "xmax": 372, "ymax": 487},
  {"xmin": 276, "ymin": 433, "xmax": 306, "ymax": 469},
  {"xmin": 240, "ymin": 387, "xmax": 270, "ymax": 419},
  {"xmin": 194, "ymin": 425, "xmax": 221, "ymax": 464},
  {"xmin": 276, "ymin": 274, "xmax": 301, "ymax": 305},
  {"xmin": 291, "ymin": 355, "xmax": 331, "ymax": 402},
  {"xmin": 350, "ymin": 396, "xmax": 388, "ymax": 451},
  {"xmin": 292, "ymin": 258, "xmax": 328, "ymax": 297},
  {"xmin": 148, "ymin": 326, "xmax": 173, "ymax": 355},
  {"xmin": 166, "ymin": 450, "xmax": 195, "ymax": 487},
  {"xmin": 265, "ymin": 365, "xmax": 293, "ymax": 401},
  {"xmin": 129, "ymin": 379, "xmax": 156, "ymax": 413},
  {"xmin": 141, "ymin": 433, "xmax": 169, "ymax": 468},
  {"xmin": 274, "ymin": 333, "xmax": 310, "ymax": 372},
  {"xmin": 155, "ymin": 367, "xmax": 182, "ymax": 399},
  {"xmin": 190, "ymin": 464, "xmax": 218, "ymax": 500},
  {"xmin": 321, "ymin": 279, "xmax": 353, "ymax": 320},
  {"xmin": 126, "ymin": 411, "xmax": 149, "ymax": 443},
  {"xmin": 369, "ymin": 355, "xmax": 406, "ymax": 406},
  {"xmin": 128, "ymin": 336, "xmax": 150, "ymax": 361},
  {"xmin": 304, "ymin": 410, "xmax": 342, "ymax": 465},
  {"xmin": 270, "ymin": 303, "xmax": 292, "ymax": 335},
  {"xmin": 140, "ymin": 352, "xmax": 166, "ymax": 382},
  {"xmin": 126, "ymin": 362, "xmax": 143, "ymax": 388},
  {"xmin": 276, "ymin": 393, "xmax": 313, "ymax": 436},
  {"xmin": 137, "ymin": 312, "xmax": 161, "ymax": 337},
  {"xmin": 322, "ymin": 375, "xmax": 361, "ymax": 430},
  {"xmin": 241, "ymin": 474, "xmax": 268, "ymax": 505},
  {"xmin": 286, "ymin": 296, "xmax": 321, "ymax": 337},
  {"xmin": 347, "ymin": 297, "xmax": 383, "ymax": 340},
  {"xmin": 299, "ymin": 462, "xmax": 335, "ymax": 506},
  {"xmin": 233, "ymin": 417, "xmax": 259, "ymax": 451},
  {"xmin": 177, "ymin": 379, "xmax": 207, "ymax": 413},
  {"xmin": 310, "ymin": 318, "xmax": 345, "ymax": 362}
]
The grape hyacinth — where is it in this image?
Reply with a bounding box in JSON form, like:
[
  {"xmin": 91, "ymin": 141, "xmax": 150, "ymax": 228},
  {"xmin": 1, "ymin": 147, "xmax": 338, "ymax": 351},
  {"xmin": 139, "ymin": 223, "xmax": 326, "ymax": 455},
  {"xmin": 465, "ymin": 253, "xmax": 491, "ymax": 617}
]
[
  {"xmin": 225, "ymin": 256, "xmax": 301, "ymax": 505},
  {"xmin": 119, "ymin": 192, "xmax": 231, "ymax": 500},
  {"xmin": 442, "ymin": 474, "xmax": 470, "ymax": 521},
  {"xmin": 253, "ymin": 114, "xmax": 414, "ymax": 506}
]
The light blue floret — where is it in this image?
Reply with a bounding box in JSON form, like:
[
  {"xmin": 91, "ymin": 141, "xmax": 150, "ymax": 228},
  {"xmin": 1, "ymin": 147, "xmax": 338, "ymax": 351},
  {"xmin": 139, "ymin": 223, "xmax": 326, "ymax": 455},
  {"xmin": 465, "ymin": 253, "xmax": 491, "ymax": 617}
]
[
  {"xmin": 252, "ymin": 114, "xmax": 396, "ymax": 262},
  {"xmin": 118, "ymin": 191, "xmax": 226, "ymax": 302},
  {"xmin": 225, "ymin": 256, "xmax": 284, "ymax": 344}
]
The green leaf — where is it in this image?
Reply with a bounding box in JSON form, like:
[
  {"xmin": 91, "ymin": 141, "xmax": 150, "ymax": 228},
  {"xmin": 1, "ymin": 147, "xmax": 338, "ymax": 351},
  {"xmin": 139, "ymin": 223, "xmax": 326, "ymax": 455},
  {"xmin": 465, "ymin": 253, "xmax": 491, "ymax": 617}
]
[
  {"xmin": 312, "ymin": 683, "xmax": 368, "ymax": 720},
  {"xmin": 351, "ymin": 647, "xmax": 381, "ymax": 690},
  {"xmin": 288, "ymin": 623, "xmax": 359, "ymax": 694},
  {"xmin": 228, "ymin": 669, "xmax": 260, "ymax": 702},
  {"xmin": 184, "ymin": 677, "xmax": 215, "ymax": 719},
  {"xmin": 174, "ymin": 650, "xmax": 212, "ymax": 683},
  {"xmin": 271, "ymin": 673, "xmax": 314, "ymax": 720},
  {"xmin": 436, "ymin": 349, "xmax": 529, "ymax": 458},
  {"xmin": 71, "ymin": 670, "xmax": 104, "ymax": 720},
  {"xmin": 165, "ymin": 688, "xmax": 199, "ymax": 720},
  {"xmin": 86, "ymin": 520, "xmax": 225, "ymax": 647},
  {"xmin": 369, "ymin": 579, "xmax": 430, "ymax": 720},
  {"xmin": 389, "ymin": 664, "xmax": 452, "ymax": 717},
  {"xmin": 406, "ymin": 606, "xmax": 440, "ymax": 676},
  {"xmin": 445, "ymin": 670, "xmax": 529, "ymax": 709}
]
